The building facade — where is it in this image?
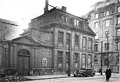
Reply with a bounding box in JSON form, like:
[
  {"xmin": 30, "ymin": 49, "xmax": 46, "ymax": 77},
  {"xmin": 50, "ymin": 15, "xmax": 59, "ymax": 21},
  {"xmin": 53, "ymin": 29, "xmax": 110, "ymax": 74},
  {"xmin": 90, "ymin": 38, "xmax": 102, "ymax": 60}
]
[
  {"xmin": 23, "ymin": 2, "xmax": 95, "ymax": 74},
  {"xmin": 0, "ymin": 18, "xmax": 19, "ymax": 73},
  {"xmin": 87, "ymin": 0, "xmax": 120, "ymax": 73},
  {"xmin": 0, "ymin": 1, "xmax": 95, "ymax": 75}
]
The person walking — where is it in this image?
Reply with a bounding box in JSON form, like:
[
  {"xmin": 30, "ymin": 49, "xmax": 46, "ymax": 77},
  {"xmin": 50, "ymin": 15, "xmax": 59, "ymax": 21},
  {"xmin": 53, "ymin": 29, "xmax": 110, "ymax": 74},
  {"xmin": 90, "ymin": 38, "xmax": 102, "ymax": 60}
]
[{"xmin": 105, "ymin": 66, "xmax": 111, "ymax": 81}]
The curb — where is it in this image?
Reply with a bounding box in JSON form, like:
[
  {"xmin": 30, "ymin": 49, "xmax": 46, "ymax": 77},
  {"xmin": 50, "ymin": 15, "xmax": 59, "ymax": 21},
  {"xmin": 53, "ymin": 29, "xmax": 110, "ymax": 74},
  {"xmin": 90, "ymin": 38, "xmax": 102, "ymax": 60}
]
[
  {"xmin": 24, "ymin": 74, "xmax": 119, "ymax": 81},
  {"xmin": 25, "ymin": 76, "xmax": 68, "ymax": 81}
]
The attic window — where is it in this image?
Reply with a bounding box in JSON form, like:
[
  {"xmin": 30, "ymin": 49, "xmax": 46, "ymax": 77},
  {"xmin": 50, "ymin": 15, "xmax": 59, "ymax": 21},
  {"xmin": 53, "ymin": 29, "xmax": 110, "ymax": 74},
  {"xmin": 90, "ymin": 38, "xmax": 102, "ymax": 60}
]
[
  {"xmin": 61, "ymin": 15, "xmax": 69, "ymax": 23},
  {"xmin": 74, "ymin": 19, "xmax": 79, "ymax": 26},
  {"xmin": 95, "ymin": 13, "xmax": 98, "ymax": 18},
  {"xmin": 118, "ymin": 6, "xmax": 120, "ymax": 12},
  {"xmin": 106, "ymin": 10, "xmax": 110, "ymax": 16}
]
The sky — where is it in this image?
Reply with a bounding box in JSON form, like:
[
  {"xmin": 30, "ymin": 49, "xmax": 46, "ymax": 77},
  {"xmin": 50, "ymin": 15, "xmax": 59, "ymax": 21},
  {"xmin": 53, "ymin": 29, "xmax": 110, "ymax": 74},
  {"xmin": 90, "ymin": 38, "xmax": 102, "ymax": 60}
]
[{"xmin": 0, "ymin": 0, "xmax": 104, "ymax": 34}]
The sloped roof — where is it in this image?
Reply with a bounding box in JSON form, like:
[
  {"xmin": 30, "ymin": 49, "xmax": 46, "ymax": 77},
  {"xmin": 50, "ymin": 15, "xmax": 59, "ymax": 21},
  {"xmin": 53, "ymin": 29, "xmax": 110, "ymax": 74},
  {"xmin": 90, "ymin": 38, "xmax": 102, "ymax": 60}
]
[
  {"xmin": 37, "ymin": 8, "xmax": 95, "ymax": 36},
  {"xmin": 12, "ymin": 36, "xmax": 53, "ymax": 48}
]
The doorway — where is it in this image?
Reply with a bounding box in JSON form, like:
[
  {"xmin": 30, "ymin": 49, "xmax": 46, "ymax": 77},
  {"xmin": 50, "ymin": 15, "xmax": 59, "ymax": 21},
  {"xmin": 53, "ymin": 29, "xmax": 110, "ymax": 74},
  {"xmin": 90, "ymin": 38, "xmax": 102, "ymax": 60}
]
[{"xmin": 17, "ymin": 49, "xmax": 30, "ymax": 75}]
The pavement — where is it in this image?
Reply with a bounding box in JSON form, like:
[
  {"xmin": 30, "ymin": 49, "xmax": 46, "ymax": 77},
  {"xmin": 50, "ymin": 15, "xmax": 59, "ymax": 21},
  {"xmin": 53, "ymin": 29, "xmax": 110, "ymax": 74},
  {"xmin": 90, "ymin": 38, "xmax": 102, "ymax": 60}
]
[{"xmin": 24, "ymin": 73, "xmax": 120, "ymax": 81}]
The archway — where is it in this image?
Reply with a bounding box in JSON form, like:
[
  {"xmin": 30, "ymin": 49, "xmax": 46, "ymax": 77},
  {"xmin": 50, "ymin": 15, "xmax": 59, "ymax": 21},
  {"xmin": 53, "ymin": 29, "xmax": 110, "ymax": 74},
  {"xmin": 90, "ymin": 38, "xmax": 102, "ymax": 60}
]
[{"xmin": 17, "ymin": 49, "xmax": 30, "ymax": 75}]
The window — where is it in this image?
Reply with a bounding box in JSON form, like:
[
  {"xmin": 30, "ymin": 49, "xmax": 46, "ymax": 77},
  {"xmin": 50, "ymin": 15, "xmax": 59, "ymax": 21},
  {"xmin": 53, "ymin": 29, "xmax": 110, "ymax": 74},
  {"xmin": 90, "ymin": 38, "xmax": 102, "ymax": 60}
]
[
  {"xmin": 94, "ymin": 44, "xmax": 98, "ymax": 52},
  {"xmin": 74, "ymin": 53, "xmax": 79, "ymax": 68},
  {"xmin": 88, "ymin": 54, "xmax": 92, "ymax": 68},
  {"xmin": 58, "ymin": 31, "xmax": 64, "ymax": 44},
  {"xmin": 104, "ymin": 43, "xmax": 109, "ymax": 50},
  {"xmin": 94, "ymin": 55, "xmax": 98, "ymax": 64},
  {"xmin": 94, "ymin": 22, "xmax": 99, "ymax": 29},
  {"xmin": 117, "ymin": 17, "xmax": 120, "ymax": 24},
  {"xmin": 62, "ymin": 16, "xmax": 69, "ymax": 23},
  {"xmin": 105, "ymin": 20, "xmax": 110, "ymax": 27},
  {"xmin": 66, "ymin": 33, "xmax": 70, "ymax": 45},
  {"xmin": 95, "ymin": 33, "xmax": 99, "ymax": 39},
  {"xmin": 74, "ymin": 19, "xmax": 79, "ymax": 26},
  {"xmin": 95, "ymin": 13, "xmax": 98, "ymax": 18},
  {"xmin": 57, "ymin": 51, "xmax": 63, "ymax": 68},
  {"xmin": 88, "ymin": 38, "xmax": 92, "ymax": 49},
  {"xmin": 74, "ymin": 35, "xmax": 79, "ymax": 47},
  {"xmin": 103, "ymin": 12, "xmax": 106, "ymax": 17},
  {"xmin": 82, "ymin": 54, "xmax": 86, "ymax": 68},
  {"xmin": 106, "ymin": 10, "xmax": 110, "ymax": 16},
  {"xmin": 117, "ymin": 29, "xmax": 120, "ymax": 36},
  {"xmin": 65, "ymin": 52, "xmax": 69, "ymax": 69},
  {"xmin": 116, "ymin": 54, "xmax": 119, "ymax": 64},
  {"xmin": 82, "ymin": 37, "xmax": 87, "ymax": 48},
  {"xmin": 118, "ymin": 6, "xmax": 120, "ymax": 12}
]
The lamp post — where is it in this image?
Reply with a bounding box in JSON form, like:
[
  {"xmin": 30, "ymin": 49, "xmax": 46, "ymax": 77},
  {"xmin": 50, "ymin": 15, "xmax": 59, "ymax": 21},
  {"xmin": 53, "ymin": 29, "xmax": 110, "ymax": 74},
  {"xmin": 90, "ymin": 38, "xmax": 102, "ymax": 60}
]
[
  {"xmin": 101, "ymin": 41, "xmax": 103, "ymax": 75},
  {"xmin": 68, "ymin": 33, "xmax": 71, "ymax": 76},
  {"xmin": 105, "ymin": 31, "xmax": 110, "ymax": 66}
]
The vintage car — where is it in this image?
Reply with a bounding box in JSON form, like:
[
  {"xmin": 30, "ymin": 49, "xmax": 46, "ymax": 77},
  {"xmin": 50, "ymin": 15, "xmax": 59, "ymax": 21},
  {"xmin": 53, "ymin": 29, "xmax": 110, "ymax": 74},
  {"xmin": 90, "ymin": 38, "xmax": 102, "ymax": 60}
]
[{"xmin": 73, "ymin": 68, "xmax": 95, "ymax": 77}]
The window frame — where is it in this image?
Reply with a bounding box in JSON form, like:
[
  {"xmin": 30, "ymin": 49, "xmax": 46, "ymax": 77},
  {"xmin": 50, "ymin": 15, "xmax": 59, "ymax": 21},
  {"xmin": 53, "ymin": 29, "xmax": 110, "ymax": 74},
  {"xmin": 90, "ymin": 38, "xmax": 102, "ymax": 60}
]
[
  {"xmin": 82, "ymin": 54, "xmax": 86, "ymax": 68},
  {"xmin": 94, "ymin": 22, "xmax": 99, "ymax": 29},
  {"xmin": 74, "ymin": 19, "xmax": 79, "ymax": 26},
  {"xmin": 74, "ymin": 53, "xmax": 79, "ymax": 68},
  {"xmin": 117, "ymin": 16, "xmax": 120, "ymax": 24},
  {"xmin": 66, "ymin": 33, "xmax": 70, "ymax": 45},
  {"xmin": 118, "ymin": 6, "xmax": 120, "ymax": 12},
  {"xmin": 58, "ymin": 31, "xmax": 64, "ymax": 44},
  {"xmin": 74, "ymin": 35, "xmax": 79, "ymax": 47},
  {"xmin": 57, "ymin": 51, "xmax": 63, "ymax": 68},
  {"xmin": 88, "ymin": 38, "xmax": 92, "ymax": 50},
  {"xmin": 105, "ymin": 19, "xmax": 110, "ymax": 27},
  {"xmin": 95, "ymin": 13, "xmax": 98, "ymax": 18},
  {"xmin": 82, "ymin": 37, "xmax": 87, "ymax": 48},
  {"xmin": 106, "ymin": 10, "xmax": 110, "ymax": 16},
  {"xmin": 104, "ymin": 43, "xmax": 109, "ymax": 50}
]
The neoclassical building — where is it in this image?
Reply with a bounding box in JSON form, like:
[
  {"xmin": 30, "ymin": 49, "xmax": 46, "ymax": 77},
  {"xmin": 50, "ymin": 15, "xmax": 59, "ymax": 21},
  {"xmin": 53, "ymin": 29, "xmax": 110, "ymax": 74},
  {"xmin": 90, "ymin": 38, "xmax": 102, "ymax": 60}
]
[
  {"xmin": 86, "ymin": 0, "xmax": 120, "ymax": 73},
  {"xmin": 0, "ymin": 1, "xmax": 95, "ymax": 75}
]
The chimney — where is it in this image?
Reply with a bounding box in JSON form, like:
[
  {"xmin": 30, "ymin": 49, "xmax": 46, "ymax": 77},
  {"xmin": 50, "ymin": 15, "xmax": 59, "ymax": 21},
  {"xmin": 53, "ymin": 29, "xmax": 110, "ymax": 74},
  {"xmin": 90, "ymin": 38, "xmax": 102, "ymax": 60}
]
[
  {"xmin": 61, "ymin": 6, "xmax": 67, "ymax": 12},
  {"xmin": 44, "ymin": 0, "xmax": 49, "ymax": 14}
]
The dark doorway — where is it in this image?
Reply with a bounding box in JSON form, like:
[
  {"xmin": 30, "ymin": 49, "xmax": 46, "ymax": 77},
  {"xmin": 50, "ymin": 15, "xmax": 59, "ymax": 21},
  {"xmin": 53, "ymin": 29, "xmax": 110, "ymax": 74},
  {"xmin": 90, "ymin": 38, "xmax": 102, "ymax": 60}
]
[{"xmin": 17, "ymin": 49, "xmax": 30, "ymax": 75}]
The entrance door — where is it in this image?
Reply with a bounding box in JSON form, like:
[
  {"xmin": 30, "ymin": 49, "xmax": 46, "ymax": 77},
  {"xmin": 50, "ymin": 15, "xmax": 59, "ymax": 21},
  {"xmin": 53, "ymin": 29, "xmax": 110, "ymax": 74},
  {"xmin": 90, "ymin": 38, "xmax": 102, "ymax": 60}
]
[{"xmin": 18, "ymin": 49, "xmax": 30, "ymax": 75}]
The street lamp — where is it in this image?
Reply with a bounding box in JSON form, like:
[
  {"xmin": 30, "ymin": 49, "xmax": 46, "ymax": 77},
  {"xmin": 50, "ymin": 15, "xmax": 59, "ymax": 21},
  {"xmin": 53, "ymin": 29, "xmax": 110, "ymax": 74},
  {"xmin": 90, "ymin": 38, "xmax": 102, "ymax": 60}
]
[
  {"xmin": 105, "ymin": 31, "xmax": 110, "ymax": 66},
  {"xmin": 100, "ymin": 41, "xmax": 103, "ymax": 75},
  {"xmin": 68, "ymin": 33, "xmax": 71, "ymax": 76}
]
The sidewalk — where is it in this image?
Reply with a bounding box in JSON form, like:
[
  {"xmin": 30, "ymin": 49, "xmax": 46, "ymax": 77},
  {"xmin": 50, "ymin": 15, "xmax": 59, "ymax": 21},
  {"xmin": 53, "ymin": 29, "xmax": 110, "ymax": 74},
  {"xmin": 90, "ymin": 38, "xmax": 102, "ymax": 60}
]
[{"xmin": 24, "ymin": 73, "xmax": 120, "ymax": 81}]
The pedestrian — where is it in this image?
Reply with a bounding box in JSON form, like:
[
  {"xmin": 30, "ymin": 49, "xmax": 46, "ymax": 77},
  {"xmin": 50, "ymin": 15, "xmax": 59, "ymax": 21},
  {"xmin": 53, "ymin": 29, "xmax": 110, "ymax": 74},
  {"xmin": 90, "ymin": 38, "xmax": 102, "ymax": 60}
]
[{"xmin": 105, "ymin": 66, "xmax": 111, "ymax": 81}]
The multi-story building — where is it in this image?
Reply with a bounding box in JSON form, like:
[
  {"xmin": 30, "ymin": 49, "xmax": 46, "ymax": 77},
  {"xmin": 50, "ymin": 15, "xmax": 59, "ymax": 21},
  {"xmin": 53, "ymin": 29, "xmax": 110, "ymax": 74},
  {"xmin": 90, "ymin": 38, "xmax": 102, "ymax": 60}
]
[
  {"xmin": 0, "ymin": 0, "xmax": 95, "ymax": 75},
  {"xmin": 0, "ymin": 18, "xmax": 18, "ymax": 72},
  {"xmin": 86, "ymin": 0, "xmax": 120, "ymax": 73}
]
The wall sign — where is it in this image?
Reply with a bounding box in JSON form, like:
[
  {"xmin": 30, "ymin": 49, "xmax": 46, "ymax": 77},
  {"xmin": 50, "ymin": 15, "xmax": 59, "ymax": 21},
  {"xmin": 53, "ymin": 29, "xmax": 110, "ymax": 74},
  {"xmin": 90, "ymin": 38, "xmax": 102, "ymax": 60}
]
[{"xmin": 42, "ymin": 58, "xmax": 47, "ymax": 66}]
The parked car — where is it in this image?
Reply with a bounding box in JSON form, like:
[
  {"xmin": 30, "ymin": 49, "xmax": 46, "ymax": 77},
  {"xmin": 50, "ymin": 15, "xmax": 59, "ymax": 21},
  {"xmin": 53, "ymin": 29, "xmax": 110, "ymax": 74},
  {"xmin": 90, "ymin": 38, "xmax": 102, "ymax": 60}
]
[{"xmin": 74, "ymin": 68, "xmax": 95, "ymax": 77}]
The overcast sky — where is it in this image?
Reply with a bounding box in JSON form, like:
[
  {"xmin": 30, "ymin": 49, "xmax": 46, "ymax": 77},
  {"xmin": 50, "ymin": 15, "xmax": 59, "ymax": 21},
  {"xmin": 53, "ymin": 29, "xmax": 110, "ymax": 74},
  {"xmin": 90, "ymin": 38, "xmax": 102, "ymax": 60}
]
[{"xmin": 0, "ymin": 0, "xmax": 104, "ymax": 31}]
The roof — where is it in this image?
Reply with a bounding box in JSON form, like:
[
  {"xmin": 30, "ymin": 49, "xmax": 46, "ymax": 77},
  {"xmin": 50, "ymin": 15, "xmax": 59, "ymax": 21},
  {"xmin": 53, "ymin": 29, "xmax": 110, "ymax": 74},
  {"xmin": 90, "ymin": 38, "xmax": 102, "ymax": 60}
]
[
  {"xmin": 0, "ymin": 18, "xmax": 18, "ymax": 26},
  {"xmin": 33, "ymin": 7, "xmax": 88, "ymax": 21},
  {"xmin": 33, "ymin": 7, "xmax": 95, "ymax": 36},
  {"xmin": 41, "ymin": 23, "xmax": 96, "ymax": 36}
]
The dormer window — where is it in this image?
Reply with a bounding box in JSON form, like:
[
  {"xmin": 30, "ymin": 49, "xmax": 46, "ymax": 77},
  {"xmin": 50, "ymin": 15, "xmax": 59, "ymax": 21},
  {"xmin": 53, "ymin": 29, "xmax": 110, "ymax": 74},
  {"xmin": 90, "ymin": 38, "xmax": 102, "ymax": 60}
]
[
  {"xmin": 118, "ymin": 6, "xmax": 120, "ymax": 12},
  {"xmin": 74, "ymin": 19, "xmax": 79, "ymax": 26},
  {"xmin": 106, "ymin": 10, "xmax": 110, "ymax": 16},
  {"xmin": 117, "ymin": 16, "xmax": 120, "ymax": 24},
  {"xmin": 61, "ymin": 15, "xmax": 69, "ymax": 23},
  {"xmin": 64, "ymin": 16, "xmax": 68, "ymax": 23},
  {"xmin": 95, "ymin": 13, "xmax": 98, "ymax": 18}
]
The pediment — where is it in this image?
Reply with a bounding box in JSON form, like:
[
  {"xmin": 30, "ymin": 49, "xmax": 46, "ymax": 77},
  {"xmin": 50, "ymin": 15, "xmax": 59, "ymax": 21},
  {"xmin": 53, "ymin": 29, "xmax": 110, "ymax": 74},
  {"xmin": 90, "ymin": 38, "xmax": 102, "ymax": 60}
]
[{"xmin": 12, "ymin": 36, "xmax": 39, "ymax": 45}]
